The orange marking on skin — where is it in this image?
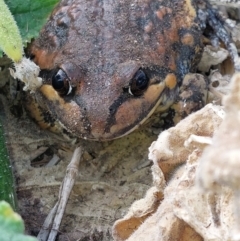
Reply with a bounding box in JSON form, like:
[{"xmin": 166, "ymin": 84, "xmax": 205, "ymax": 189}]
[
  {"xmin": 172, "ymin": 0, "xmax": 196, "ymax": 29},
  {"xmin": 155, "ymin": 7, "xmax": 172, "ymax": 20},
  {"xmin": 165, "ymin": 73, "xmax": 177, "ymax": 89},
  {"xmin": 112, "ymin": 98, "xmax": 142, "ymax": 134},
  {"xmin": 181, "ymin": 33, "xmax": 194, "ymax": 46},
  {"xmin": 157, "ymin": 46, "xmax": 165, "ymax": 56},
  {"xmin": 25, "ymin": 95, "xmax": 63, "ymax": 133},
  {"xmin": 167, "ymin": 55, "xmax": 177, "ymax": 71},
  {"xmin": 110, "ymin": 82, "xmax": 165, "ymax": 135},
  {"xmin": 144, "ymin": 82, "xmax": 165, "ymax": 103},
  {"xmin": 40, "ymin": 85, "xmax": 76, "ymax": 123},
  {"xmin": 157, "ymin": 33, "xmax": 165, "ymax": 44},
  {"xmin": 39, "ymin": 85, "xmax": 88, "ymax": 137},
  {"xmin": 40, "ymin": 85, "xmax": 61, "ymax": 102},
  {"xmin": 40, "ymin": 85, "xmax": 80, "ymax": 118},
  {"xmin": 166, "ymin": 8, "xmax": 172, "ymax": 14},
  {"xmin": 155, "ymin": 10, "xmax": 164, "ymax": 20},
  {"xmin": 144, "ymin": 21, "xmax": 153, "ymax": 33},
  {"xmin": 26, "ymin": 99, "xmax": 50, "ymax": 129},
  {"xmin": 166, "ymin": 28, "xmax": 179, "ymax": 42},
  {"xmin": 31, "ymin": 48, "xmax": 58, "ymax": 69},
  {"xmin": 182, "ymin": 0, "xmax": 197, "ymax": 27},
  {"xmin": 157, "ymin": 33, "xmax": 167, "ymax": 55},
  {"xmin": 184, "ymin": 0, "xmax": 197, "ymax": 18}
]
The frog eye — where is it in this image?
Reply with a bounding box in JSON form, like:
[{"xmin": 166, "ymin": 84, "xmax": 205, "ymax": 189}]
[
  {"xmin": 52, "ymin": 69, "xmax": 72, "ymax": 95},
  {"xmin": 129, "ymin": 69, "xmax": 149, "ymax": 96}
]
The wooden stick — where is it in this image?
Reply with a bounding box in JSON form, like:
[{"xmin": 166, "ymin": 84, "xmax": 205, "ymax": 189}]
[{"xmin": 37, "ymin": 146, "xmax": 82, "ymax": 241}]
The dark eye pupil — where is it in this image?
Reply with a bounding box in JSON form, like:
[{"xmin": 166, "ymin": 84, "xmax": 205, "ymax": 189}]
[
  {"xmin": 129, "ymin": 69, "xmax": 149, "ymax": 96},
  {"xmin": 52, "ymin": 69, "xmax": 71, "ymax": 95},
  {"xmin": 52, "ymin": 71, "xmax": 65, "ymax": 90},
  {"xmin": 134, "ymin": 70, "xmax": 148, "ymax": 90}
]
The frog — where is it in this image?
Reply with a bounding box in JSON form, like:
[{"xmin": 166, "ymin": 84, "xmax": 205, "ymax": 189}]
[{"xmin": 26, "ymin": 0, "xmax": 239, "ymax": 141}]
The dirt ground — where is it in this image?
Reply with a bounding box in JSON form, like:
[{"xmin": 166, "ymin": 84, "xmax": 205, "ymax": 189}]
[
  {"xmin": 0, "ymin": 1, "xmax": 240, "ymax": 241},
  {"xmin": 0, "ymin": 88, "xmax": 158, "ymax": 240}
]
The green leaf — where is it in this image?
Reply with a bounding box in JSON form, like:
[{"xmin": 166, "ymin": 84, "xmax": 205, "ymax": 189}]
[
  {"xmin": 0, "ymin": 201, "xmax": 37, "ymax": 241},
  {"xmin": 5, "ymin": 0, "xmax": 59, "ymax": 45},
  {"xmin": 0, "ymin": 0, "xmax": 23, "ymax": 62},
  {"xmin": 0, "ymin": 201, "xmax": 23, "ymax": 234},
  {"xmin": 0, "ymin": 101, "xmax": 17, "ymax": 211}
]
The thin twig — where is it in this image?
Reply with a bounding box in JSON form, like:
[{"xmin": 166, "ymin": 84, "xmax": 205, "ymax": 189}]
[
  {"xmin": 37, "ymin": 146, "xmax": 82, "ymax": 241},
  {"xmin": 37, "ymin": 203, "xmax": 58, "ymax": 241}
]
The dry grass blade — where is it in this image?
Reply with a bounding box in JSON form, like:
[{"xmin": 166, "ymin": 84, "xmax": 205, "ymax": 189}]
[
  {"xmin": 37, "ymin": 146, "xmax": 83, "ymax": 241},
  {"xmin": 37, "ymin": 203, "xmax": 58, "ymax": 241}
]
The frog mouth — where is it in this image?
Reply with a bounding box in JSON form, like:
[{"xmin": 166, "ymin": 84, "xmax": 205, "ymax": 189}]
[
  {"xmin": 46, "ymin": 84, "xmax": 177, "ymax": 141},
  {"xmin": 35, "ymin": 84, "xmax": 177, "ymax": 141}
]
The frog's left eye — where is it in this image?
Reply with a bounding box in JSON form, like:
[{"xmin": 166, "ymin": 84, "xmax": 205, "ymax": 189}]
[
  {"xmin": 129, "ymin": 69, "xmax": 149, "ymax": 96},
  {"xmin": 52, "ymin": 69, "xmax": 72, "ymax": 95}
]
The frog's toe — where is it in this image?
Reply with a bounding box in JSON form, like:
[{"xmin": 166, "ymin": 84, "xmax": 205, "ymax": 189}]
[
  {"xmin": 196, "ymin": 0, "xmax": 240, "ymax": 71},
  {"xmin": 168, "ymin": 73, "xmax": 209, "ymax": 125}
]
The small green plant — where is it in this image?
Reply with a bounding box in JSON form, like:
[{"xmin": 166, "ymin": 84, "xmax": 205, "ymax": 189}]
[
  {"xmin": 0, "ymin": 0, "xmax": 23, "ymax": 61},
  {"xmin": 0, "ymin": 0, "xmax": 59, "ymax": 59},
  {"xmin": 5, "ymin": 0, "xmax": 60, "ymax": 48},
  {"xmin": 0, "ymin": 201, "xmax": 37, "ymax": 241},
  {"xmin": 0, "ymin": 112, "xmax": 17, "ymax": 210}
]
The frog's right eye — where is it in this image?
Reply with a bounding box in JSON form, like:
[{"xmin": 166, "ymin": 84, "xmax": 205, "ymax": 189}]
[
  {"xmin": 52, "ymin": 69, "xmax": 72, "ymax": 96},
  {"xmin": 129, "ymin": 69, "xmax": 149, "ymax": 96}
]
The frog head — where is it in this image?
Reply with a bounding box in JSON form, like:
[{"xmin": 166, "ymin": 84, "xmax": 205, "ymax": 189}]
[{"xmin": 29, "ymin": 0, "xmax": 200, "ymax": 140}]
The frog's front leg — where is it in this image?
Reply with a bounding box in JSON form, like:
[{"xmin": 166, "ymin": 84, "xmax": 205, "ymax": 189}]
[
  {"xmin": 195, "ymin": 0, "xmax": 240, "ymax": 71},
  {"xmin": 168, "ymin": 73, "xmax": 209, "ymax": 125}
]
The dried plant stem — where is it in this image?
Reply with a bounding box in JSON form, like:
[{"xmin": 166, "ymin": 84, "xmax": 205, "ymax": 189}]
[{"xmin": 37, "ymin": 146, "xmax": 82, "ymax": 241}]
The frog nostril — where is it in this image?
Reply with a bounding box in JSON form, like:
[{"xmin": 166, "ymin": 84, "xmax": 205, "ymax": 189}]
[
  {"xmin": 29, "ymin": 53, "xmax": 35, "ymax": 60},
  {"xmin": 57, "ymin": 17, "xmax": 69, "ymax": 29},
  {"xmin": 109, "ymin": 107, "xmax": 117, "ymax": 115}
]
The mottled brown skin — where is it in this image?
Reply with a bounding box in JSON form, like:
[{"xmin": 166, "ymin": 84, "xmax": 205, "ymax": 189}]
[{"xmin": 27, "ymin": 0, "xmax": 229, "ymax": 140}]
